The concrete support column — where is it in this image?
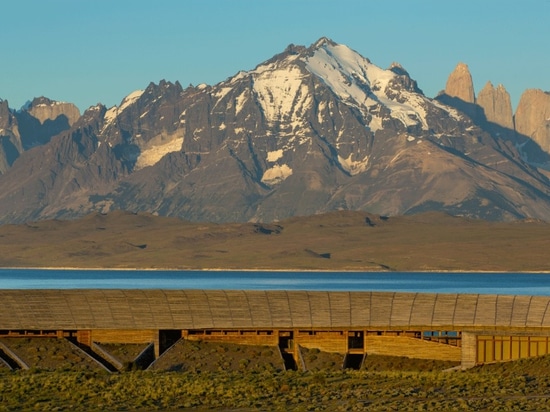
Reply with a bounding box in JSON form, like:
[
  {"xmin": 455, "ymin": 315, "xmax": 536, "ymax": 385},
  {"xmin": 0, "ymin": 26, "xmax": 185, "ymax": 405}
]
[{"xmin": 461, "ymin": 332, "xmax": 476, "ymax": 368}]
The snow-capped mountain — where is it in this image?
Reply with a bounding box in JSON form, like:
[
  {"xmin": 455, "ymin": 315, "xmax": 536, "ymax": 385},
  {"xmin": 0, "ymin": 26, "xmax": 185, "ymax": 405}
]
[{"xmin": 1, "ymin": 37, "xmax": 550, "ymax": 224}]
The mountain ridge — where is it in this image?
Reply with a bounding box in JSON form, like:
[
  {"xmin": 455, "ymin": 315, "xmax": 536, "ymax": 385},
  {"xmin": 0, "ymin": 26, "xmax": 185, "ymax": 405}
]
[{"xmin": 1, "ymin": 37, "xmax": 550, "ymax": 224}]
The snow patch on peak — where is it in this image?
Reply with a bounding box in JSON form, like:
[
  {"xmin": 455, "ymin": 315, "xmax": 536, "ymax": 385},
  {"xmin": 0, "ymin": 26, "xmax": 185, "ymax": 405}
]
[
  {"xmin": 135, "ymin": 132, "xmax": 183, "ymax": 170},
  {"xmin": 103, "ymin": 89, "xmax": 144, "ymax": 127},
  {"xmin": 267, "ymin": 149, "xmax": 284, "ymax": 162},
  {"xmin": 430, "ymin": 99, "xmax": 463, "ymax": 121},
  {"xmin": 261, "ymin": 164, "xmax": 293, "ymax": 185},
  {"xmin": 338, "ymin": 153, "xmax": 369, "ymax": 175},
  {"xmin": 135, "ymin": 137, "xmax": 183, "ymax": 170},
  {"xmin": 103, "ymin": 107, "xmax": 118, "ymax": 125},
  {"xmin": 119, "ymin": 90, "xmax": 144, "ymax": 111},
  {"xmin": 227, "ymin": 71, "xmax": 247, "ymax": 84},
  {"xmin": 305, "ymin": 42, "xmax": 389, "ymax": 104},
  {"xmin": 252, "ymin": 65, "xmax": 310, "ymax": 124},
  {"xmin": 304, "ymin": 42, "xmax": 429, "ymax": 131}
]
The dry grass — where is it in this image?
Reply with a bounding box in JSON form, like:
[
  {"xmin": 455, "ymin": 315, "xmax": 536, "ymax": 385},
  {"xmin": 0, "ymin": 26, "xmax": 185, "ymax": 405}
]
[
  {"xmin": 1, "ymin": 335, "xmax": 549, "ymax": 410},
  {"xmin": 0, "ymin": 210, "xmax": 548, "ymax": 271},
  {"xmin": 0, "ymin": 338, "xmax": 102, "ymax": 371},
  {"xmin": 95, "ymin": 343, "xmax": 150, "ymax": 365},
  {"xmin": 1, "ymin": 354, "xmax": 550, "ymax": 411},
  {"xmin": 149, "ymin": 340, "xmax": 284, "ymax": 373}
]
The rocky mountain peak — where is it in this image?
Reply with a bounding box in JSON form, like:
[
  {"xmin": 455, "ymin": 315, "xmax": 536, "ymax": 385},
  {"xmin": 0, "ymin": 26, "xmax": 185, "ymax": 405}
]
[
  {"xmin": 301, "ymin": 40, "xmax": 432, "ymax": 132},
  {"xmin": 312, "ymin": 36, "xmax": 337, "ymax": 49},
  {"xmin": 0, "ymin": 99, "xmax": 22, "ymax": 174},
  {"xmin": 283, "ymin": 43, "xmax": 306, "ymax": 56},
  {"xmin": 30, "ymin": 96, "xmax": 54, "ymax": 106},
  {"xmin": 515, "ymin": 89, "xmax": 550, "ymax": 152},
  {"xmin": 24, "ymin": 96, "xmax": 81, "ymax": 127},
  {"xmin": 0, "ymin": 99, "xmax": 11, "ymax": 125},
  {"xmin": 388, "ymin": 62, "xmax": 407, "ymax": 75},
  {"xmin": 476, "ymin": 81, "xmax": 514, "ymax": 129},
  {"xmin": 445, "ymin": 62, "xmax": 475, "ymax": 103}
]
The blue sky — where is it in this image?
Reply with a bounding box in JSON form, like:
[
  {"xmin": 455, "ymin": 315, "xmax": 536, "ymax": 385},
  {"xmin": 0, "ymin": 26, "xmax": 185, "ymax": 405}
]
[{"xmin": 2, "ymin": 0, "xmax": 548, "ymax": 112}]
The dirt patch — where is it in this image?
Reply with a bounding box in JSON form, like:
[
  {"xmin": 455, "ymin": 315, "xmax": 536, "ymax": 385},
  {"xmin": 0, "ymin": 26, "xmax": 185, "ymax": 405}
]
[
  {"xmin": 362, "ymin": 354, "xmax": 460, "ymax": 371},
  {"xmin": 468, "ymin": 354, "xmax": 550, "ymax": 377},
  {"xmin": 300, "ymin": 347, "xmax": 344, "ymax": 371},
  {"xmin": 0, "ymin": 338, "xmax": 104, "ymax": 371},
  {"xmin": 96, "ymin": 343, "xmax": 150, "ymax": 364},
  {"xmin": 149, "ymin": 340, "xmax": 285, "ymax": 373}
]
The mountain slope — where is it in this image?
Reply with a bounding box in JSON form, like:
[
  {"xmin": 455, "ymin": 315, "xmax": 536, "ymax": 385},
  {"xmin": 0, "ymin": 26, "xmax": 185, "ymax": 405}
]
[{"xmin": 1, "ymin": 38, "xmax": 550, "ymax": 223}]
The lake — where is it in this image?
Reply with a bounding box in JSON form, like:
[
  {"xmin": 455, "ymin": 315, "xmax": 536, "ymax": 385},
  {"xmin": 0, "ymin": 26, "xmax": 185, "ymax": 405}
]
[{"xmin": 1, "ymin": 269, "xmax": 550, "ymax": 295}]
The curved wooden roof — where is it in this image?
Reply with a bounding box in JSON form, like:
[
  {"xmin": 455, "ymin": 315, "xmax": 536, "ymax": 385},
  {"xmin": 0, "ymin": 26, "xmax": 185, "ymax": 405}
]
[{"xmin": 1, "ymin": 290, "xmax": 550, "ymax": 331}]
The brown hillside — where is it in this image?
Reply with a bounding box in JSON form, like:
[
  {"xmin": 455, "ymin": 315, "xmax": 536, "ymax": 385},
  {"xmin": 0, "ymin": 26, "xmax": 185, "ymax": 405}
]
[{"xmin": 0, "ymin": 210, "xmax": 548, "ymax": 272}]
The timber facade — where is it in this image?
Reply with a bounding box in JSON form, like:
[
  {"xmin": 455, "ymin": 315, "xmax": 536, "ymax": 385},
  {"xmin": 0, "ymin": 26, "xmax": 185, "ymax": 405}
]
[{"xmin": 1, "ymin": 289, "xmax": 550, "ymax": 369}]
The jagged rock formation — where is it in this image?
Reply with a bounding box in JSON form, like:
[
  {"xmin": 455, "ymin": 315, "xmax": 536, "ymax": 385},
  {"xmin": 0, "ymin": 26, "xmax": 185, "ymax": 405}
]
[
  {"xmin": 26, "ymin": 97, "xmax": 80, "ymax": 126},
  {"xmin": 476, "ymin": 82, "xmax": 514, "ymax": 129},
  {"xmin": 445, "ymin": 63, "xmax": 475, "ymax": 103},
  {"xmin": 16, "ymin": 97, "xmax": 81, "ymax": 149},
  {"xmin": 515, "ymin": 89, "xmax": 550, "ymax": 153},
  {"xmin": 1, "ymin": 38, "xmax": 550, "ymax": 223},
  {"xmin": 0, "ymin": 99, "xmax": 23, "ymax": 173},
  {"xmin": 0, "ymin": 97, "xmax": 80, "ymax": 174},
  {"xmin": 439, "ymin": 65, "xmax": 550, "ymax": 170},
  {"xmin": 437, "ymin": 63, "xmax": 484, "ymax": 122}
]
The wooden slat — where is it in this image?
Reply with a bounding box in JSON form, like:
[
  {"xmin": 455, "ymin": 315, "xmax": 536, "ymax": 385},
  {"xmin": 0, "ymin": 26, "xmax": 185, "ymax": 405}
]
[
  {"xmin": 184, "ymin": 290, "xmax": 214, "ymax": 328},
  {"xmin": 63, "ymin": 291, "xmax": 95, "ymax": 329},
  {"xmin": 0, "ymin": 292, "xmax": 28, "ymax": 329},
  {"xmin": 164, "ymin": 290, "xmax": 193, "ymax": 326},
  {"xmin": 1, "ymin": 290, "xmax": 550, "ymax": 332},
  {"xmin": 350, "ymin": 292, "xmax": 371, "ymax": 328},
  {"xmin": 526, "ymin": 296, "xmax": 549, "ymax": 328},
  {"xmin": 431, "ymin": 294, "xmax": 458, "ymax": 327},
  {"xmin": 225, "ymin": 290, "xmax": 253, "ymax": 328},
  {"xmin": 106, "ymin": 290, "xmax": 136, "ymax": 329},
  {"xmin": 328, "ymin": 292, "xmax": 352, "ymax": 327},
  {"xmin": 409, "ymin": 293, "xmax": 437, "ymax": 328},
  {"xmin": 265, "ymin": 291, "xmax": 292, "ymax": 327},
  {"xmin": 205, "ymin": 290, "xmax": 233, "ymax": 329},
  {"xmin": 389, "ymin": 292, "xmax": 415, "ymax": 328},
  {"xmin": 287, "ymin": 291, "xmax": 312, "ymax": 328},
  {"xmin": 495, "ymin": 295, "xmax": 515, "ymax": 327},
  {"xmin": 474, "ymin": 294, "xmax": 497, "ymax": 326},
  {"xmin": 453, "ymin": 294, "xmax": 478, "ymax": 326},
  {"xmin": 246, "ymin": 291, "xmax": 274, "ymax": 328},
  {"xmin": 368, "ymin": 292, "xmax": 394, "ymax": 328},
  {"xmin": 510, "ymin": 296, "xmax": 532, "ymax": 327},
  {"xmin": 124, "ymin": 290, "xmax": 155, "ymax": 328},
  {"xmin": 308, "ymin": 292, "xmax": 332, "ymax": 327},
  {"xmin": 147, "ymin": 290, "xmax": 175, "ymax": 328},
  {"xmin": 540, "ymin": 299, "xmax": 550, "ymax": 328}
]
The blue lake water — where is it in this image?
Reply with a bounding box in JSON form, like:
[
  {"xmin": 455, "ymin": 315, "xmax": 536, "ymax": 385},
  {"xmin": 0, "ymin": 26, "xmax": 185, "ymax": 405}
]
[{"xmin": 1, "ymin": 269, "xmax": 550, "ymax": 295}]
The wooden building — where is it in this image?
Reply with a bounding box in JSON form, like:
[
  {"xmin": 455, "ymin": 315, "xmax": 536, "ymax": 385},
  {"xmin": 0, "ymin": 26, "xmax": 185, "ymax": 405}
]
[{"xmin": 1, "ymin": 289, "xmax": 550, "ymax": 368}]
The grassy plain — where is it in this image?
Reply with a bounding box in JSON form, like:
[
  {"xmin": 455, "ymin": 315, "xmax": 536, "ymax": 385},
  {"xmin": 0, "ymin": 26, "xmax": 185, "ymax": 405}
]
[
  {"xmin": 1, "ymin": 355, "xmax": 550, "ymax": 411},
  {"xmin": 0, "ymin": 210, "xmax": 548, "ymax": 271}
]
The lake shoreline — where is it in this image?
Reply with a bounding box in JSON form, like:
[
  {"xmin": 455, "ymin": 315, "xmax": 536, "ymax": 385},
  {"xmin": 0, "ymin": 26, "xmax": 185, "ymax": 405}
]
[
  {"xmin": 2, "ymin": 266, "xmax": 550, "ymax": 274},
  {"xmin": 3, "ymin": 268, "xmax": 550, "ymax": 294}
]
